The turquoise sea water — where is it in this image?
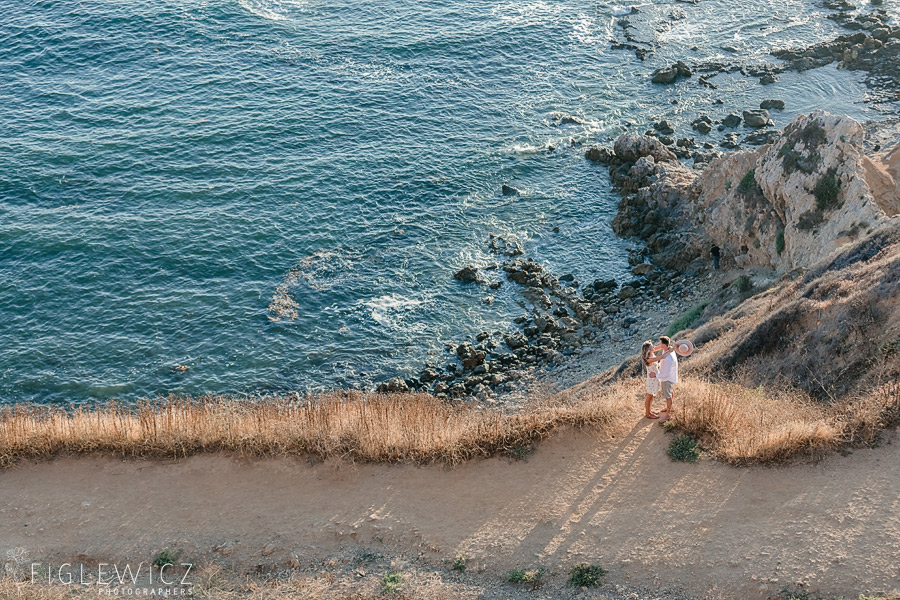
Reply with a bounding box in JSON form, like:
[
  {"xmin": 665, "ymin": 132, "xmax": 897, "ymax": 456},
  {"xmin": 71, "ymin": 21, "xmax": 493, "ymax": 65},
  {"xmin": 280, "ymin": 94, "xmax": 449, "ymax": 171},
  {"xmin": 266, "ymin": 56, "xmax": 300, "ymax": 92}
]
[{"xmin": 0, "ymin": 0, "xmax": 893, "ymax": 404}]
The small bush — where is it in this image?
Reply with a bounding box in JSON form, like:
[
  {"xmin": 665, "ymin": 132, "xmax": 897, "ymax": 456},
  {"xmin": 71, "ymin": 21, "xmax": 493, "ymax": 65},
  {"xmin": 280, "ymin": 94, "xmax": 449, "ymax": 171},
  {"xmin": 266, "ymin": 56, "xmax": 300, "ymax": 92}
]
[
  {"xmin": 508, "ymin": 568, "xmax": 545, "ymax": 589},
  {"xmin": 452, "ymin": 556, "xmax": 466, "ymax": 573},
  {"xmin": 666, "ymin": 301, "xmax": 710, "ymax": 337},
  {"xmin": 356, "ymin": 551, "xmax": 380, "ymax": 564},
  {"xmin": 738, "ymin": 169, "xmax": 757, "ymax": 194},
  {"xmin": 567, "ymin": 563, "xmax": 606, "ymax": 587},
  {"xmin": 381, "ymin": 571, "xmax": 403, "ymax": 595},
  {"xmin": 667, "ymin": 434, "xmax": 701, "ymax": 462},
  {"xmin": 779, "ymin": 121, "xmax": 826, "ymax": 176},
  {"xmin": 781, "ymin": 149, "xmax": 799, "ymax": 175},
  {"xmin": 506, "ymin": 444, "xmax": 534, "ymax": 461},
  {"xmin": 776, "ymin": 228, "xmax": 785, "ymax": 255},
  {"xmin": 814, "ymin": 169, "xmax": 841, "ymax": 211},
  {"xmin": 153, "ymin": 550, "xmax": 179, "ymax": 568},
  {"xmin": 797, "ymin": 120, "xmax": 827, "ymax": 149},
  {"xmin": 797, "ymin": 209, "xmax": 824, "ymax": 231},
  {"xmin": 780, "ymin": 590, "xmax": 810, "ymax": 600},
  {"xmin": 733, "ymin": 275, "xmax": 753, "ymax": 294}
]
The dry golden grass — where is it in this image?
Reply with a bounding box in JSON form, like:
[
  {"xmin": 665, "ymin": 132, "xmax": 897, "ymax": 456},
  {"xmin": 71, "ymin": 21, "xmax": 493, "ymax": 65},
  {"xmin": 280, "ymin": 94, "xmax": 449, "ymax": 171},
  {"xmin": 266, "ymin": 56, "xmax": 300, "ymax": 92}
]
[
  {"xmin": 0, "ymin": 386, "xmax": 632, "ymax": 469},
  {"xmin": 671, "ymin": 379, "xmax": 900, "ymax": 464},
  {"xmin": 1, "ymin": 377, "xmax": 897, "ymax": 470}
]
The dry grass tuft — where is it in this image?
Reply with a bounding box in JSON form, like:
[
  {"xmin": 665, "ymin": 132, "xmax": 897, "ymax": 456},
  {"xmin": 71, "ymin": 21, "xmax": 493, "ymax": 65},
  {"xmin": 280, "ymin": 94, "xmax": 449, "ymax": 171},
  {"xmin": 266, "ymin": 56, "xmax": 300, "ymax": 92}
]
[
  {"xmin": 671, "ymin": 379, "xmax": 900, "ymax": 464},
  {"xmin": 0, "ymin": 386, "xmax": 633, "ymax": 469}
]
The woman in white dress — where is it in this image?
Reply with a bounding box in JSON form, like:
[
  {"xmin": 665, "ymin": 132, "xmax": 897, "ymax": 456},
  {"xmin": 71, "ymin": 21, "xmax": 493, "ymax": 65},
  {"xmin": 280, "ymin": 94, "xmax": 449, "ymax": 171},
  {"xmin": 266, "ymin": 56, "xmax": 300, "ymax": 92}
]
[{"xmin": 640, "ymin": 340, "xmax": 668, "ymax": 419}]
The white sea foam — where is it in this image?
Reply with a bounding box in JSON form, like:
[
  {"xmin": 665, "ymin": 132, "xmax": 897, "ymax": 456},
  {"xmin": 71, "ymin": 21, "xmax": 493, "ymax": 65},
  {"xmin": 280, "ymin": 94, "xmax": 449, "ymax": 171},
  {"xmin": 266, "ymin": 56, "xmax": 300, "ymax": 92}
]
[
  {"xmin": 491, "ymin": 0, "xmax": 564, "ymax": 26},
  {"xmin": 510, "ymin": 142, "xmax": 546, "ymax": 155},
  {"xmin": 364, "ymin": 295, "xmax": 424, "ymax": 328},
  {"xmin": 239, "ymin": 0, "xmax": 308, "ymax": 22}
]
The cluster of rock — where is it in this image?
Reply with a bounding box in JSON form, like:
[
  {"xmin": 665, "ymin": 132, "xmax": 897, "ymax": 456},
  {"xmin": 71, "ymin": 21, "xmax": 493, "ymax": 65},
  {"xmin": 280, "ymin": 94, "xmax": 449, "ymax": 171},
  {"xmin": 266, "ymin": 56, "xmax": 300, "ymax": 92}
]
[
  {"xmin": 378, "ymin": 238, "xmax": 694, "ymax": 401},
  {"xmin": 587, "ymin": 100, "xmax": 786, "ymax": 175},
  {"xmin": 651, "ymin": 61, "xmax": 692, "ymax": 84},
  {"xmin": 774, "ymin": 8, "xmax": 900, "ymax": 102},
  {"xmin": 610, "ymin": 6, "xmax": 653, "ymax": 61},
  {"xmin": 375, "ymin": 0, "xmax": 900, "ymax": 401},
  {"xmin": 610, "ymin": 0, "xmax": 900, "ymax": 100},
  {"xmin": 588, "ymin": 111, "xmax": 900, "ymax": 272}
]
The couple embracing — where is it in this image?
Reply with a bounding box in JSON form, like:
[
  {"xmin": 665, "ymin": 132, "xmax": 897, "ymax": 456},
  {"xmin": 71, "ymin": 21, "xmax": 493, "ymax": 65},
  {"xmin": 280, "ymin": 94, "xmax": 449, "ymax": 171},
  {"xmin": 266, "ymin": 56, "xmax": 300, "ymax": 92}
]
[{"xmin": 641, "ymin": 336, "xmax": 678, "ymax": 420}]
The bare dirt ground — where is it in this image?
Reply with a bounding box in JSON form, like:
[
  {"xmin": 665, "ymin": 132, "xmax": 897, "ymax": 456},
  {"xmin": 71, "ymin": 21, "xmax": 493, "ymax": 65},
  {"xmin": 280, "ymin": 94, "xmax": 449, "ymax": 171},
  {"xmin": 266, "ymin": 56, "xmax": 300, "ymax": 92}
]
[{"xmin": 2, "ymin": 416, "xmax": 899, "ymax": 599}]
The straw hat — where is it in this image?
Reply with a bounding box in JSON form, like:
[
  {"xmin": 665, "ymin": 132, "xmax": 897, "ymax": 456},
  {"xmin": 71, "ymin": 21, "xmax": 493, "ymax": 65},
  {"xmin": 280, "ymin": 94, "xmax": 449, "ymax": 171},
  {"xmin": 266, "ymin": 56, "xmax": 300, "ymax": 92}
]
[{"xmin": 674, "ymin": 339, "xmax": 694, "ymax": 356}]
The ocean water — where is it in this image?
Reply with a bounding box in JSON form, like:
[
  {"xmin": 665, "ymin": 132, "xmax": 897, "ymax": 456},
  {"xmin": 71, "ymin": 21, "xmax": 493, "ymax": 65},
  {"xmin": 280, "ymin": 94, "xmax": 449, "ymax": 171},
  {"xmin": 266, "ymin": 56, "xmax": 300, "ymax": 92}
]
[{"xmin": 0, "ymin": 0, "xmax": 892, "ymax": 404}]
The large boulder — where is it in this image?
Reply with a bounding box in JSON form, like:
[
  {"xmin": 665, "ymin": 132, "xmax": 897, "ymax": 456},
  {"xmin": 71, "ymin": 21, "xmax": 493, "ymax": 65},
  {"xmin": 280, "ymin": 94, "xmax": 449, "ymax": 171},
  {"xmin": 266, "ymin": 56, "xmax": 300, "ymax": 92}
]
[
  {"xmin": 376, "ymin": 377, "xmax": 409, "ymax": 394},
  {"xmin": 454, "ymin": 266, "xmax": 481, "ymax": 283},
  {"xmin": 651, "ymin": 61, "xmax": 692, "ymax": 84},
  {"xmin": 760, "ymin": 99, "xmax": 786, "ymax": 110},
  {"xmin": 585, "ymin": 146, "xmax": 615, "ymax": 163},
  {"xmin": 722, "ymin": 113, "xmax": 742, "ymax": 128},
  {"xmin": 610, "ymin": 111, "xmax": 900, "ymax": 273},
  {"xmin": 614, "ymin": 134, "xmax": 678, "ymax": 163},
  {"xmin": 742, "ymin": 109, "xmax": 771, "ymax": 128},
  {"xmin": 697, "ymin": 111, "xmax": 899, "ymax": 270},
  {"xmin": 651, "ymin": 66, "xmax": 677, "ymax": 84}
]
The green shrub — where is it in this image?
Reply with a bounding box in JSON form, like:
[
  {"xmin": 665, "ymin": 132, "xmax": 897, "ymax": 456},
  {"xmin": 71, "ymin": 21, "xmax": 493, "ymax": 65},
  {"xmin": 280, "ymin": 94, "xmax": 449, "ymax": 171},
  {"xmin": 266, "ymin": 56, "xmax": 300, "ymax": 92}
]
[
  {"xmin": 797, "ymin": 210, "xmax": 824, "ymax": 231},
  {"xmin": 781, "ymin": 149, "xmax": 799, "ymax": 174},
  {"xmin": 779, "ymin": 121, "xmax": 826, "ymax": 176},
  {"xmin": 452, "ymin": 556, "xmax": 466, "ymax": 573},
  {"xmin": 508, "ymin": 568, "xmax": 545, "ymax": 589},
  {"xmin": 797, "ymin": 120, "xmax": 827, "ymax": 149},
  {"xmin": 666, "ymin": 301, "xmax": 709, "ymax": 337},
  {"xmin": 776, "ymin": 228, "xmax": 785, "ymax": 255},
  {"xmin": 567, "ymin": 563, "xmax": 606, "ymax": 587},
  {"xmin": 814, "ymin": 169, "xmax": 841, "ymax": 211},
  {"xmin": 733, "ymin": 275, "xmax": 752, "ymax": 293},
  {"xmin": 738, "ymin": 169, "xmax": 756, "ymax": 193},
  {"xmin": 381, "ymin": 571, "xmax": 403, "ymax": 595},
  {"xmin": 667, "ymin": 434, "xmax": 701, "ymax": 462},
  {"xmin": 780, "ymin": 591, "xmax": 810, "ymax": 600},
  {"xmin": 153, "ymin": 550, "xmax": 180, "ymax": 568},
  {"xmin": 506, "ymin": 444, "xmax": 534, "ymax": 461}
]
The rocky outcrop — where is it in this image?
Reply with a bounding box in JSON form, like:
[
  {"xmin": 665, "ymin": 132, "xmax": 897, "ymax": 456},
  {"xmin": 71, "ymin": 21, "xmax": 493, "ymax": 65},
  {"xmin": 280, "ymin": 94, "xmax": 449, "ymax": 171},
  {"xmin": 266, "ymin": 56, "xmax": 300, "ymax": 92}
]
[
  {"xmin": 606, "ymin": 111, "xmax": 900, "ymax": 271},
  {"xmin": 613, "ymin": 134, "xmax": 677, "ymax": 163},
  {"xmin": 454, "ymin": 266, "xmax": 482, "ymax": 283},
  {"xmin": 651, "ymin": 61, "xmax": 692, "ymax": 84}
]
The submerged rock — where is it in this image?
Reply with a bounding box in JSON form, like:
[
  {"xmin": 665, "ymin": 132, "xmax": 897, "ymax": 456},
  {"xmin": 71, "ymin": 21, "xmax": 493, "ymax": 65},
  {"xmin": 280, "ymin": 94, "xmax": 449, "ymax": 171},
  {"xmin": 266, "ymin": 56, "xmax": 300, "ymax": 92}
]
[
  {"xmin": 720, "ymin": 132, "xmax": 740, "ymax": 149},
  {"xmin": 651, "ymin": 66, "xmax": 677, "ymax": 84},
  {"xmin": 760, "ymin": 99, "xmax": 786, "ymax": 110},
  {"xmin": 722, "ymin": 113, "xmax": 742, "ymax": 128},
  {"xmin": 454, "ymin": 266, "xmax": 481, "ymax": 283}
]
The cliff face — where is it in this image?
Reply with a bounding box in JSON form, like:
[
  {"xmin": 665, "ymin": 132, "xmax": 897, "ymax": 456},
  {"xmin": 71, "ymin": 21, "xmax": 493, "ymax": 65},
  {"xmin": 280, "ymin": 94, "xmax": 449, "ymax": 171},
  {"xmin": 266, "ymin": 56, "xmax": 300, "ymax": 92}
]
[{"xmin": 608, "ymin": 111, "xmax": 900, "ymax": 271}]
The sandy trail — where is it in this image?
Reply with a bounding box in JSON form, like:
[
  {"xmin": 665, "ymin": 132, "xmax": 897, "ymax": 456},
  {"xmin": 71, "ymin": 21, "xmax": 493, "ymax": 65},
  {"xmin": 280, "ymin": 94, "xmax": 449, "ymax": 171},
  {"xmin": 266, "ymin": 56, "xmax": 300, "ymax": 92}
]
[{"xmin": 1, "ymin": 422, "xmax": 898, "ymax": 599}]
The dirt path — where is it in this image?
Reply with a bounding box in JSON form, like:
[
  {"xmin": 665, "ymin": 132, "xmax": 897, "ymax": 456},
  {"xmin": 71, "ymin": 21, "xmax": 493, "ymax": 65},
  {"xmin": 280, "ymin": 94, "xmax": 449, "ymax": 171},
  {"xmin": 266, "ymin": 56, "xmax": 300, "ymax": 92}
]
[{"xmin": 2, "ymin": 423, "xmax": 898, "ymax": 599}]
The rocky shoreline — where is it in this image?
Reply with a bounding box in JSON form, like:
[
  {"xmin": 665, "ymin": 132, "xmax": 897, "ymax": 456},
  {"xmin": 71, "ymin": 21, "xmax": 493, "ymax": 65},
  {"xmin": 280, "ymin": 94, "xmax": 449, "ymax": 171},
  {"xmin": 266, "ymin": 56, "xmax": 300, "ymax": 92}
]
[
  {"xmin": 615, "ymin": 0, "xmax": 900, "ymax": 97},
  {"xmin": 375, "ymin": 0, "xmax": 900, "ymax": 405},
  {"xmin": 378, "ymin": 242, "xmax": 719, "ymax": 405}
]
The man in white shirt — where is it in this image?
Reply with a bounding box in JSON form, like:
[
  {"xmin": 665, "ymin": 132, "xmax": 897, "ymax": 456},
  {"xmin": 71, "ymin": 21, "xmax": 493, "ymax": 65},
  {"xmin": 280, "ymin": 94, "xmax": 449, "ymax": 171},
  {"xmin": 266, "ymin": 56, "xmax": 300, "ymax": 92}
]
[{"xmin": 656, "ymin": 336, "xmax": 678, "ymax": 416}]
